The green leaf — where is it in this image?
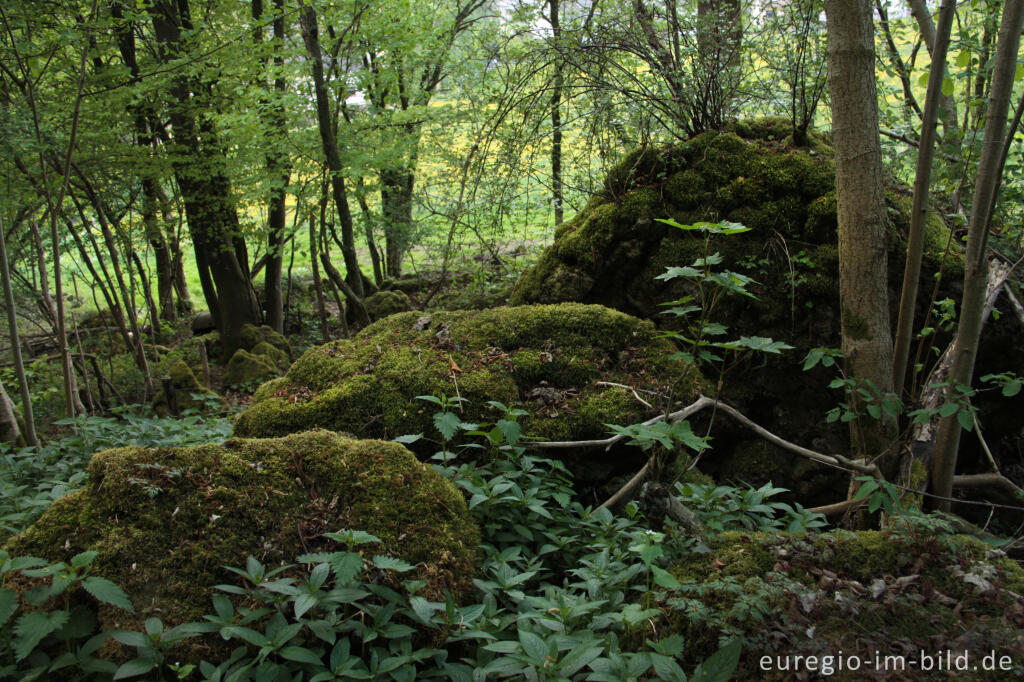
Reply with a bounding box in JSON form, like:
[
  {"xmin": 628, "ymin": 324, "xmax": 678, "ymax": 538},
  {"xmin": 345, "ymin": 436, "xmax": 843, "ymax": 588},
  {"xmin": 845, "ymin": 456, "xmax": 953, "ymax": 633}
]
[
  {"xmin": 956, "ymin": 51, "xmax": 970, "ymax": 67},
  {"xmin": 434, "ymin": 411, "xmax": 462, "ymax": 441},
  {"xmin": 736, "ymin": 336, "xmax": 794, "ymax": 354},
  {"xmin": 82, "ymin": 576, "xmax": 134, "ymax": 612},
  {"xmin": 372, "ymin": 556, "xmax": 415, "ymax": 572},
  {"xmin": 1003, "ymin": 379, "xmax": 1021, "ymax": 397},
  {"xmin": 0, "ymin": 588, "xmax": 17, "ymax": 628},
  {"xmin": 496, "ymin": 419, "xmax": 521, "ymax": 446},
  {"xmin": 113, "ymin": 656, "xmax": 159, "ymax": 680},
  {"xmin": 280, "ymin": 646, "xmax": 324, "ymax": 665},
  {"xmin": 691, "ymin": 637, "xmax": 741, "ymax": 682},
  {"xmin": 393, "ymin": 434, "xmax": 423, "ymax": 444},
  {"xmin": 109, "ymin": 630, "xmax": 152, "ymax": 649},
  {"xmin": 13, "ymin": 610, "xmax": 69, "ymax": 661},
  {"xmin": 519, "ymin": 630, "xmax": 549, "ymax": 664},
  {"xmin": 70, "ymin": 551, "xmax": 98, "ymax": 569},
  {"xmin": 957, "ymin": 408, "xmax": 974, "ymax": 431},
  {"xmin": 941, "ymin": 76, "xmax": 954, "ymax": 97},
  {"xmin": 651, "ymin": 565, "xmax": 682, "ymax": 590}
]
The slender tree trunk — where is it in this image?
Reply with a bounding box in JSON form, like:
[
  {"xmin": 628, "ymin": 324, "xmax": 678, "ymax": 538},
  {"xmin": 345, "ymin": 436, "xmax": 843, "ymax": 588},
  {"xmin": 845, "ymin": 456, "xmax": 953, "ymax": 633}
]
[
  {"xmin": 309, "ymin": 213, "xmax": 330, "ymax": 343},
  {"xmin": 0, "ymin": 210, "xmax": 38, "ymax": 446},
  {"xmin": 824, "ymin": 0, "xmax": 895, "ymax": 470},
  {"xmin": 549, "ymin": 0, "xmax": 564, "ymax": 226},
  {"xmin": 892, "ymin": 0, "xmax": 955, "ymax": 399},
  {"xmin": 931, "ymin": 0, "xmax": 1024, "ymax": 511},
  {"xmin": 299, "ymin": 5, "xmax": 364, "ymax": 298},
  {"xmin": 907, "ymin": 0, "xmax": 961, "ymax": 142},
  {"xmin": 30, "ymin": 221, "xmax": 86, "ymax": 417}
]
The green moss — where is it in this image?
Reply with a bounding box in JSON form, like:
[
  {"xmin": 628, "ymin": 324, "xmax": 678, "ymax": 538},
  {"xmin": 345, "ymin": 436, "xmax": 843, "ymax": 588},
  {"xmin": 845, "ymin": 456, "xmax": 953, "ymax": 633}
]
[
  {"xmin": 152, "ymin": 360, "xmax": 221, "ymax": 416},
  {"xmin": 365, "ymin": 290, "xmax": 412, "ymax": 321},
  {"xmin": 841, "ymin": 308, "xmax": 872, "ymax": 341},
  {"xmin": 251, "ymin": 341, "xmax": 290, "ymax": 372},
  {"xmin": 234, "ymin": 304, "xmax": 697, "ymax": 476},
  {"xmin": 239, "ymin": 324, "xmax": 292, "ymax": 359},
  {"xmin": 3, "ymin": 431, "xmax": 479, "ymax": 632},
  {"xmin": 224, "ymin": 349, "xmax": 280, "ymax": 387}
]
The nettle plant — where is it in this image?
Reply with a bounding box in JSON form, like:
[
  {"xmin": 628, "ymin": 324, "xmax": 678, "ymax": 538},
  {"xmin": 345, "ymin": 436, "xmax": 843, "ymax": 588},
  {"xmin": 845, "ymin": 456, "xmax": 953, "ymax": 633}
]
[{"xmin": 607, "ymin": 219, "xmax": 792, "ymax": 460}]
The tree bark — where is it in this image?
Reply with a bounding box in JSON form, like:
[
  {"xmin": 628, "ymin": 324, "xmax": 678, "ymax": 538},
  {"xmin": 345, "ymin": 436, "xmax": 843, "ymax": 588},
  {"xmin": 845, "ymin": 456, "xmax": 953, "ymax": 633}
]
[
  {"xmin": 907, "ymin": 0, "xmax": 961, "ymax": 141},
  {"xmin": 892, "ymin": 0, "xmax": 955, "ymax": 399},
  {"xmin": 0, "ymin": 210, "xmax": 38, "ymax": 446},
  {"xmin": 824, "ymin": 0, "xmax": 895, "ymax": 469},
  {"xmin": 299, "ymin": 5, "xmax": 365, "ymax": 298},
  {"xmin": 149, "ymin": 0, "xmax": 262, "ymax": 357},
  {"xmin": 380, "ymin": 167, "xmax": 415, "ymax": 278},
  {"xmin": 549, "ymin": 0, "xmax": 564, "ymax": 226},
  {"xmin": 930, "ymin": 0, "xmax": 1024, "ymax": 511}
]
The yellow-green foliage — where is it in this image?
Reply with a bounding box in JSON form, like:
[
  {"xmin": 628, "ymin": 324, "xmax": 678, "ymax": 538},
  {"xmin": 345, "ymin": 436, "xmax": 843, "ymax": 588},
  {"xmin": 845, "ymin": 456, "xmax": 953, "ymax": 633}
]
[
  {"xmin": 3, "ymin": 430, "xmax": 479, "ymax": 629},
  {"xmin": 234, "ymin": 304, "xmax": 698, "ymax": 449},
  {"xmin": 224, "ymin": 348, "xmax": 280, "ymax": 386}
]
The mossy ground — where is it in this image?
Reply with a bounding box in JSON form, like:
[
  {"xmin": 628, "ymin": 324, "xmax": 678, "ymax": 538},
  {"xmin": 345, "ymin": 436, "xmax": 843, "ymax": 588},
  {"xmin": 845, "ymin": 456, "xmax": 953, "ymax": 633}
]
[
  {"xmin": 234, "ymin": 303, "xmax": 701, "ymax": 482},
  {"xmin": 662, "ymin": 530, "xmax": 1024, "ymax": 680},
  {"xmin": 3, "ymin": 431, "xmax": 479, "ymax": 632}
]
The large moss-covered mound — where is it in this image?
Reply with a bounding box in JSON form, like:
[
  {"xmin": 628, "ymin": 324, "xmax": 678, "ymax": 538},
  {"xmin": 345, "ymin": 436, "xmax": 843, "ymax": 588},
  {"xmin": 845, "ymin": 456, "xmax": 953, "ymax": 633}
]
[
  {"xmin": 3, "ymin": 430, "xmax": 479, "ymax": 629},
  {"xmin": 511, "ymin": 118, "xmax": 1024, "ymax": 504},
  {"xmin": 662, "ymin": 529, "xmax": 1024, "ymax": 679},
  {"xmin": 234, "ymin": 304, "xmax": 699, "ymax": 481}
]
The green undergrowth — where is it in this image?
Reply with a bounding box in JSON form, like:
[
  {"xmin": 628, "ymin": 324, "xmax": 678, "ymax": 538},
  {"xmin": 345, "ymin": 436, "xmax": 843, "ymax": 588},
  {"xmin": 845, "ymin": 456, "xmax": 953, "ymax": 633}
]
[
  {"xmin": 4, "ymin": 396, "xmax": 1019, "ymax": 680},
  {"xmin": 0, "ymin": 408, "xmax": 232, "ymax": 544}
]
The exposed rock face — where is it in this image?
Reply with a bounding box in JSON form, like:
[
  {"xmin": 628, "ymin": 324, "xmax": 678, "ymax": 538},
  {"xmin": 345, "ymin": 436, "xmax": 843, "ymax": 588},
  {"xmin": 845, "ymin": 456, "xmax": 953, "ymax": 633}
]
[
  {"xmin": 234, "ymin": 303, "xmax": 702, "ymax": 484},
  {"xmin": 510, "ymin": 118, "xmax": 1024, "ymax": 505},
  {"xmin": 3, "ymin": 431, "xmax": 480, "ymax": 629}
]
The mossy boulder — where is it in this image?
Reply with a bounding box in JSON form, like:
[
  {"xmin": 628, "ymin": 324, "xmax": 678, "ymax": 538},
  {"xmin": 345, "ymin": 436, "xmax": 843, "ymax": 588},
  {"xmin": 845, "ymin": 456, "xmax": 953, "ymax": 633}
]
[
  {"xmin": 251, "ymin": 341, "xmax": 290, "ymax": 372},
  {"xmin": 239, "ymin": 323, "xmax": 292, "ymax": 360},
  {"xmin": 234, "ymin": 303, "xmax": 701, "ymax": 483},
  {"xmin": 511, "ymin": 118, "xmax": 1024, "ymax": 505},
  {"xmin": 152, "ymin": 360, "xmax": 222, "ymax": 416},
  {"xmin": 663, "ymin": 530, "xmax": 1024, "ymax": 679},
  {"xmin": 223, "ymin": 348, "xmax": 280, "ymax": 387},
  {"xmin": 3, "ymin": 430, "xmax": 479, "ymax": 631},
  {"xmin": 365, "ymin": 290, "xmax": 412, "ymax": 320}
]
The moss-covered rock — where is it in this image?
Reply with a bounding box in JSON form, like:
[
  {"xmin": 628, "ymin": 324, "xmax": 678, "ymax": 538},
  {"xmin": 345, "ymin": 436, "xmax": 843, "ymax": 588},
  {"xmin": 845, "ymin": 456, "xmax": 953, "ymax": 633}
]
[
  {"xmin": 662, "ymin": 530, "xmax": 1024, "ymax": 679},
  {"xmin": 511, "ymin": 119, "xmax": 1024, "ymax": 506},
  {"xmin": 223, "ymin": 348, "xmax": 280, "ymax": 387},
  {"xmin": 239, "ymin": 323, "xmax": 292, "ymax": 360},
  {"xmin": 152, "ymin": 360, "xmax": 222, "ymax": 416},
  {"xmin": 3, "ymin": 430, "xmax": 479, "ymax": 630},
  {"xmin": 234, "ymin": 304, "xmax": 702, "ymax": 483},
  {"xmin": 251, "ymin": 341, "xmax": 290, "ymax": 372},
  {"xmin": 365, "ymin": 290, "xmax": 412, "ymax": 320}
]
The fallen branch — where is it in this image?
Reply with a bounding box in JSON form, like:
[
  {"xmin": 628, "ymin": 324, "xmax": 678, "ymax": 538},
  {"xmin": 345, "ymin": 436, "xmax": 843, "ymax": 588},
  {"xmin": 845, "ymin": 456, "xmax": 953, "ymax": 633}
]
[
  {"xmin": 598, "ymin": 458, "xmax": 652, "ymax": 510},
  {"xmin": 952, "ymin": 472, "xmax": 1024, "ymax": 505},
  {"xmin": 807, "ymin": 498, "xmax": 867, "ymax": 518},
  {"xmin": 531, "ymin": 394, "xmax": 881, "ymax": 478}
]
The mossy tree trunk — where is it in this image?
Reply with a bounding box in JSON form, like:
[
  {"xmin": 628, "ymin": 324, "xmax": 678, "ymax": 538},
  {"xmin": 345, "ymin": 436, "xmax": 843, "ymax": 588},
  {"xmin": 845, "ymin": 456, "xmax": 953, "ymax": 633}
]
[
  {"xmin": 824, "ymin": 0, "xmax": 896, "ymax": 471},
  {"xmin": 930, "ymin": 0, "xmax": 1024, "ymax": 512}
]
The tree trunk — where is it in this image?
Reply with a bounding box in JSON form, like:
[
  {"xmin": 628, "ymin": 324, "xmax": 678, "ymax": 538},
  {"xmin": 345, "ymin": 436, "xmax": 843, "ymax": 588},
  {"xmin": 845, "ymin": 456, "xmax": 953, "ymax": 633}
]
[
  {"xmin": 0, "ymin": 379, "xmax": 23, "ymax": 446},
  {"xmin": 380, "ymin": 167, "xmax": 415, "ymax": 279},
  {"xmin": 549, "ymin": 0, "xmax": 564, "ymax": 226},
  {"xmin": 0, "ymin": 210, "xmax": 38, "ymax": 446},
  {"xmin": 907, "ymin": 0, "xmax": 961, "ymax": 141},
  {"xmin": 930, "ymin": 0, "xmax": 1024, "ymax": 511},
  {"xmin": 299, "ymin": 5, "xmax": 365, "ymax": 298},
  {"xmin": 892, "ymin": 0, "xmax": 955, "ymax": 399},
  {"xmin": 149, "ymin": 0, "xmax": 261, "ymax": 357},
  {"xmin": 824, "ymin": 0, "xmax": 895, "ymax": 469}
]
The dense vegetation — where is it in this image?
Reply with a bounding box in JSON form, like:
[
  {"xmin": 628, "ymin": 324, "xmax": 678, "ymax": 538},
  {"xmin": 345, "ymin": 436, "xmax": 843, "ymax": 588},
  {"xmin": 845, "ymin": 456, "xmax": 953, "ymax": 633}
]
[{"xmin": 2, "ymin": 0, "xmax": 1024, "ymax": 679}]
